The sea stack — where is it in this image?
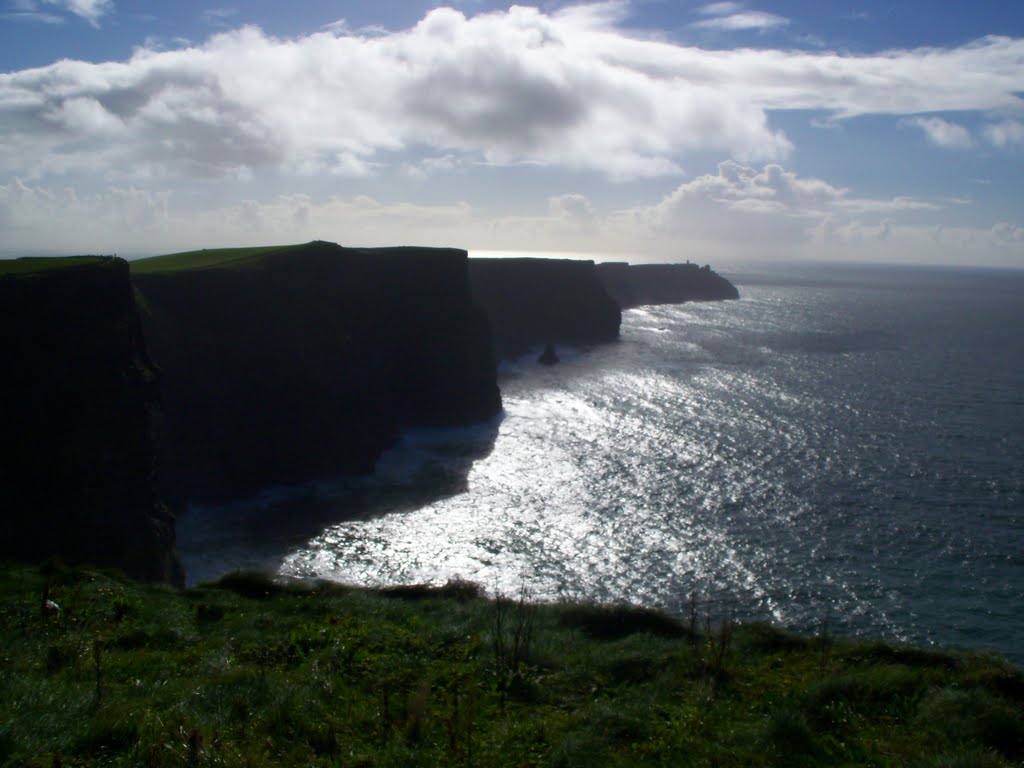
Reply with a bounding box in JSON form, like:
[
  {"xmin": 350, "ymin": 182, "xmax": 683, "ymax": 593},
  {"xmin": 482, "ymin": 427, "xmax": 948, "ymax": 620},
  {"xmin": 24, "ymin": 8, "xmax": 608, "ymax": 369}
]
[{"xmin": 538, "ymin": 343, "xmax": 560, "ymax": 365}]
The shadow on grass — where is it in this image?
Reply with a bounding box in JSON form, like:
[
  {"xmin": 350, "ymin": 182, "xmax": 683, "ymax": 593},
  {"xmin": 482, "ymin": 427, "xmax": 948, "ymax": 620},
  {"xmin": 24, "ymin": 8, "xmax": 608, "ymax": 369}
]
[{"xmin": 557, "ymin": 602, "xmax": 691, "ymax": 641}]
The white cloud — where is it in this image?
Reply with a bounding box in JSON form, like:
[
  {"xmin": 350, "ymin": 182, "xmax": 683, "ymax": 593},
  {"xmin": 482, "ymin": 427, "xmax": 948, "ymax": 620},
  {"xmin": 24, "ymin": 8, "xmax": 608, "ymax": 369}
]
[
  {"xmin": 549, "ymin": 193, "xmax": 595, "ymax": 219},
  {"xmin": 404, "ymin": 154, "xmax": 461, "ymax": 179},
  {"xmin": 320, "ymin": 18, "xmax": 389, "ymax": 36},
  {"xmin": 547, "ymin": 192, "xmax": 599, "ymax": 234},
  {"xmin": 640, "ymin": 161, "xmax": 845, "ymax": 246},
  {"xmin": 692, "ymin": 11, "xmax": 789, "ymax": 31},
  {"xmin": 4, "ymin": 0, "xmax": 111, "ymax": 25},
  {"xmin": 693, "ymin": 2, "xmax": 789, "ymax": 31},
  {"xmin": 321, "ymin": 18, "xmax": 350, "ymax": 34},
  {"xmin": 902, "ymin": 116, "xmax": 974, "ymax": 148},
  {"xmin": 616, "ymin": 161, "xmax": 948, "ymax": 261},
  {"xmin": 983, "ymin": 120, "xmax": 1024, "ymax": 148},
  {"xmin": 0, "ymin": 9, "xmax": 63, "ymax": 23},
  {"xmin": 1, "ymin": 4, "xmax": 1023, "ymax": 186},
  {"xmin": 697, "ymin": 2, "xmax": 744, "ymax": 16},
  {"xmin": 42, "ymin": 0, "xmax": 112, "ymax": 27}
]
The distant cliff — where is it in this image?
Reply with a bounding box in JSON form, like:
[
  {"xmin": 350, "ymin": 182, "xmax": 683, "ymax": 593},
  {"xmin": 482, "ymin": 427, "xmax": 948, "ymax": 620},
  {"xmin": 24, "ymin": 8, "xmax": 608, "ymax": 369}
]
[
  {"xmin": 596, "ymin": 262, "xmax": 739, "ymax": 308},
  {"xmin": 132, "ymin": 241, "xmax": 501, "ymax": 505},
  {"xmin": 469, "ymin": 258, "xmax": 621, "ymax": 360},
  {"xmin": 0, "ymin": 257, "xmax": 182, "ymax": 585}
]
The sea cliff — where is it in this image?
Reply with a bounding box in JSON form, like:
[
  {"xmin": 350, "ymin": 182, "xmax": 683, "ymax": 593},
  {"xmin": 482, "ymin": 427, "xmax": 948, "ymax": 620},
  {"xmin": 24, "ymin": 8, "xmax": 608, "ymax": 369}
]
[
  {"xmin": 132, "ymin": 241, "xmax": 502, "ymax": 505},
  {"xmin": 596, "ymin": 261, "xmax": 739, "ymax": 308},
  {"xmin": 0, "ymin": 257, "xmax": 182, "ymax": 585},
  {"xmin": 0, "ymin": 246, "xmax": 741, "ymax": 581},
  {"xmin": 469, "ymin": 257, "xmax": 621, "ymax": 360}
]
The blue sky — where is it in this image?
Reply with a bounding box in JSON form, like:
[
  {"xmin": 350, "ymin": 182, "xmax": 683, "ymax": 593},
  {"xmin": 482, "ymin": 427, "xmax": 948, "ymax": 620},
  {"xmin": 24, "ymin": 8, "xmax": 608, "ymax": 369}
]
[{"xmin": 2, "ymin": 1, "xmax": 1024, "ymax": 266}]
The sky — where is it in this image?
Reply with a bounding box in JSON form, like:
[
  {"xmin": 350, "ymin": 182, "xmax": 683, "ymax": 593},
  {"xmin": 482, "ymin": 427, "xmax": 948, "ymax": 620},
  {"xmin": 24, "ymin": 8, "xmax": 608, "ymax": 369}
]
[{"xmin": 1, "ymin": 1, "xmax": 1024, "ymax": 267}]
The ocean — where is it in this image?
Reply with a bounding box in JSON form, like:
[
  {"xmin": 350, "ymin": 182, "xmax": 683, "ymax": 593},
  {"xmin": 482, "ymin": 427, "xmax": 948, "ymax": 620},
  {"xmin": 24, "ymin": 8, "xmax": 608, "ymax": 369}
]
[{"xmin": 178, "ymin": 262, "xmax": 1024, "ymax": 664}]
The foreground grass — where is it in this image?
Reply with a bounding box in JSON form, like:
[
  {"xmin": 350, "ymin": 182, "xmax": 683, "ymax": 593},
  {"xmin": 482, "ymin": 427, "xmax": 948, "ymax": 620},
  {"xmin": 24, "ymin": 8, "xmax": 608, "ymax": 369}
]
[{"xmin": 1, "ymin": 564, "xmax": 1021, "ymax": 767}]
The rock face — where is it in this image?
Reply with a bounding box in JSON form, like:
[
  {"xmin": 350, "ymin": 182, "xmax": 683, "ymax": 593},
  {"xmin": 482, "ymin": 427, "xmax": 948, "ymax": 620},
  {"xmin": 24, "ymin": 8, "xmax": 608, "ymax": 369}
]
[
  {"xmin": 468, "ymin": 258, "xmax": 621, "ymax": 360},
  {"xmin": 596, "ymin": 262, "xmax": 739, "ymax": 308},
  {"xmin": 132, "ymin": 241, "xmax": 502, "ymax": 505},
  {"xmin": 0, "ymin": 257, "xmax": 183, "ymax": 585}
]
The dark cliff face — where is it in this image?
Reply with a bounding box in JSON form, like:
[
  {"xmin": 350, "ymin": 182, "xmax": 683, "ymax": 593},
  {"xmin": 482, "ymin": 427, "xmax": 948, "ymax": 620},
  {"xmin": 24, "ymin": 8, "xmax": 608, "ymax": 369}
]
[
  {"xmin": 132, "ymin": 241, "xmax": 501, "ymax": 505},
  {"xmin": 0, "ymin": 257, "xmax": 183, "ymax": 585},
  {"xmin": 596, "ymin": 262, "xmax": 739, "ymax": 308},
  {"xmin": 468, "ymin": 258, "xmax": 622, "ymax": 361}
]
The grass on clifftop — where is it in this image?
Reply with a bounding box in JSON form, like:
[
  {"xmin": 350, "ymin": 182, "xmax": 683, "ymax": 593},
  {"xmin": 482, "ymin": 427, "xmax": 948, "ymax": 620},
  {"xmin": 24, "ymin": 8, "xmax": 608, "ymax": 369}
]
[
  {"xmin": 0, "ymin": 256, "xmax": 109, "ymax": 276},
  {"xmin": 2, "ymin": 563, "xmax": 1022, "ymax": 767},
  {"xmin": 129, "ymin": 244, "xmax": 305, "ymax": 274}
]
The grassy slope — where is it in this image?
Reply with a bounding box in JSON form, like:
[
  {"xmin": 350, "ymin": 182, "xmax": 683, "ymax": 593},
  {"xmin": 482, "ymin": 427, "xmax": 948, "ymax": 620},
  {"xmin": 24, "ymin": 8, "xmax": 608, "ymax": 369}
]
[
  {"xmin": 0, "ymin": 256, "xmax": 108, "ymax": 276},
  {"xmin": 129, "ymin": 244, "xmax": 304, "ymax": 274},
  {"xmin": 2, "ymin": 564, "xmax": 1021, "ymax": 768}
]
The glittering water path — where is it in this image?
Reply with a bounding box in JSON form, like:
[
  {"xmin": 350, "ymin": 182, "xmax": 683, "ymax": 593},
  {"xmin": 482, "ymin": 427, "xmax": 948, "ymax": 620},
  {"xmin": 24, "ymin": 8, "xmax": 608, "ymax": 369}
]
[{"xmin": 179, "ymin": 265, "xmax": 1024, "ymax": 662}]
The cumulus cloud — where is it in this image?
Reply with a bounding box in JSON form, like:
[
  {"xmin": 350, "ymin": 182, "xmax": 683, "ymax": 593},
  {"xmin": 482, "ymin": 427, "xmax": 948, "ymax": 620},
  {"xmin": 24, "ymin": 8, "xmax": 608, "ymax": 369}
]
[
  {"xmin": 2, "ymin": 4, "xmax": 1023, "ymax": 184},
  {"xmin": 902, "ymin": 116, "xmax": 973, "ymax": 148},
  {"xmin": 983, "ymin": 120, "xmax": 1024, "ymax": 148},
  {"xmin": 625, "ymin": 161, "xmax": 944, "ymax": 259},
  {"xmin": 640, "ymin": 161, "xmax": 844, "ymax": 245}
]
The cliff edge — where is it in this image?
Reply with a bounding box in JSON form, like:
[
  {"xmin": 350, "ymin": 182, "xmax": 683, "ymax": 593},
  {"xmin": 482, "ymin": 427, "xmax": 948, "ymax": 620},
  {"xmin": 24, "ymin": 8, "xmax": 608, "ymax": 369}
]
[
  {"xmin": 469, "ymin": 257, "xmax": 621, "ymax": 361},
  {"xmin": 132, "ymin": 241, "xmax": 502, "ymax": 505},
  {"xmin": 596, "ymin": 262, "xmax": 739, "ymax": 308},
  {"xmin": 0, "ymin": 257, "xmax": 182, "ymax": 584}
]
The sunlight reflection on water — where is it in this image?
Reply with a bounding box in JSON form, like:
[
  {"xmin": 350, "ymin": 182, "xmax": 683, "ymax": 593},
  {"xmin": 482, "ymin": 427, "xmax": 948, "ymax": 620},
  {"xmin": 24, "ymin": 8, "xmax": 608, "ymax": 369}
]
[{"xmin": 181, "ymin": 273, "xmax": 1024, "ymax": 663}]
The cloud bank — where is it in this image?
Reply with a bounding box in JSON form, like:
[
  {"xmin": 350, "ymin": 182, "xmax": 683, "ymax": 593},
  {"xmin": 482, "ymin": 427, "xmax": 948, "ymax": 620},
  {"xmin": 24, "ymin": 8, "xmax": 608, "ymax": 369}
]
[
  {"xmin": 2, "ymin": 3, "xmax": 1023, "ymax": 183},
  {"xmin": 5, "ymin": 162, "xmax": 1022, "ymax": 268}
]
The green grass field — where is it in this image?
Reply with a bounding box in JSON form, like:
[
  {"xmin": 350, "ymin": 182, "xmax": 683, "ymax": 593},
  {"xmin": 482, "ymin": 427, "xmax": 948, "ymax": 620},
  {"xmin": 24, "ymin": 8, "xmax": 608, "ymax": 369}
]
[
  {"xmin": 0, "ymin": 256, "xmax": 110, "ymax": 276},
  {"xmin": 129, "ymin": 245, "xmax": 304, "ymax": 274},
  {"xmin": 2, "ymin": 563, "xmax": 1021, "ymax": 767}
]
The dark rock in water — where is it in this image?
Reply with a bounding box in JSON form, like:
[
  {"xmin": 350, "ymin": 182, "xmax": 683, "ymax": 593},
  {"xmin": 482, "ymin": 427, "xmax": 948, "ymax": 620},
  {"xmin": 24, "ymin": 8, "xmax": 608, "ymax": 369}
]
[
  {"xmin": 596, "ymin": 262, "xmax": 739, "ymax": 308},
  {"xmin": 0, "ymin": 257, "xmax": 183, "ymax": 585},
  {"xmin": 469, "ymin": 257, "xmax": 621, "ymax": 361},
  {"xmin": 132, "ymin": 241, "xmax": 502, "ymax": 505},
  {"xmin": 538, "ymin": 343, "xmax": 559, "ymax": 365}
]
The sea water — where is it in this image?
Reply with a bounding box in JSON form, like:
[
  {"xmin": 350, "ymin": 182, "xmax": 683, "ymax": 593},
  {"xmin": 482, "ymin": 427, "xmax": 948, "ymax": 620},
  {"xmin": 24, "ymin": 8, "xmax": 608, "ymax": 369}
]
[{"xmin": 178, "ymin": 263, "xmax": 1024, "ymax": 663}]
